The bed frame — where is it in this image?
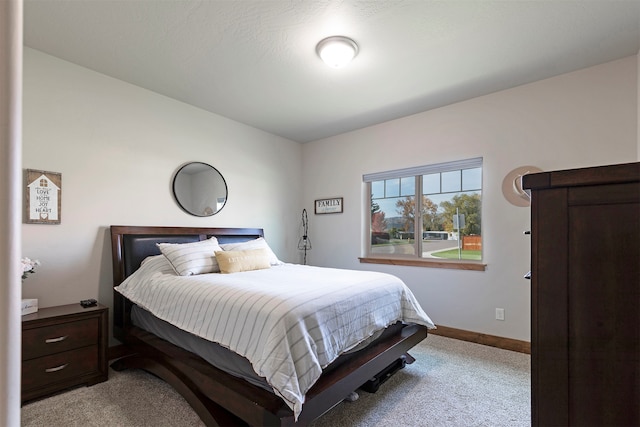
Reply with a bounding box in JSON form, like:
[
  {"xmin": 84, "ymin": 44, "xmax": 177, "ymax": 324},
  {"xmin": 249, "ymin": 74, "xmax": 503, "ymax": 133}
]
[{"xmin": 110, "ymin": 225, "xmax": 428, "ymax": 426}]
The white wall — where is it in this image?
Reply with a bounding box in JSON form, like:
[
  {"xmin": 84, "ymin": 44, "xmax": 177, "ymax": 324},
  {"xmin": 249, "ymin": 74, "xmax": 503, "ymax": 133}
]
[
  {"xmin": 302, "ymin": 56, "xmax": 638, "ymax": 342},
  {"xmin": 1, "ymin": 1, "xmax": 22, "ymax": 425},
  {"xmin": 21, "ymin": 48, "xmax": 302, "ymax": 344}
]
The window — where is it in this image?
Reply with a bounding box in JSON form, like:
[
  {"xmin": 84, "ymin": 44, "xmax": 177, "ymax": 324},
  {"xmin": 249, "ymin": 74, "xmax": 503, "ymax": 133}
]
[{"xmin": 363, "ymin": 157, "xmax": 484, "ymax": 270}]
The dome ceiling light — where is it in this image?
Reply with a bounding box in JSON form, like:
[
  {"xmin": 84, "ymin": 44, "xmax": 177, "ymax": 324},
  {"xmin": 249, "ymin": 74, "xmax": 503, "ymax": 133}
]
[{"xmin": 316, "ymin": 36, "xmax": 359, "ymax": 68}]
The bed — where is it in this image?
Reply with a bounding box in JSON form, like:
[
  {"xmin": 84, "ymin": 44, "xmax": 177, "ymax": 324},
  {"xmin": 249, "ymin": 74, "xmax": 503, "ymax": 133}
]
[{"xmin": 110, "ymin": 225, "xmax": 433, "ymax": 426}]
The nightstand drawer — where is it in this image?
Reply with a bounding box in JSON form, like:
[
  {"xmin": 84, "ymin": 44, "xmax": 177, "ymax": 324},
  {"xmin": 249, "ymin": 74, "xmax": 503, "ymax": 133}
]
[
  {"xmin": 23, "ymin": 318, "xmax": 99, "ymax": 360},
  {"xmin": 22, "ymin": 345, "xmax": 98, "ymax": 391}
]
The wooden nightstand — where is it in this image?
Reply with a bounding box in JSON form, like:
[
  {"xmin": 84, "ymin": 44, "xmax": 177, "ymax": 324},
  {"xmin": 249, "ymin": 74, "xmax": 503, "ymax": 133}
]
[{"xmin": 21, "ymin": 303, "xmax": 108, "ymax": 403}]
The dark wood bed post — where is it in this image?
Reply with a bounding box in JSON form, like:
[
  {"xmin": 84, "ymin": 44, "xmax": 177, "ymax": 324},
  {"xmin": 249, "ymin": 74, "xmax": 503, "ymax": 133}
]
[
  {"xmin": 109, "ymin": 225, "xmax": 428, "ymax": 427},
  {"xmin": 110, "ymin": 228, "xmax": 128, "ymax": 341}
]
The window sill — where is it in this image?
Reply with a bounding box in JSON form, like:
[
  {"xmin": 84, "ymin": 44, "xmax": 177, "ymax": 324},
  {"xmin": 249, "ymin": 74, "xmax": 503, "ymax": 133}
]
[{"xmin": 359, "ymin": 257, "xmax": 486, "ymax": 271}]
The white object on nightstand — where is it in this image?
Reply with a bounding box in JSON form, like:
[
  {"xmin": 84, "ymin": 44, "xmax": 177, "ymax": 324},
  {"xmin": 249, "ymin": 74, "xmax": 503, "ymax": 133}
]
[{"xmin": 21, "ymin": 299, "xmax": 38, "ymax": 315}]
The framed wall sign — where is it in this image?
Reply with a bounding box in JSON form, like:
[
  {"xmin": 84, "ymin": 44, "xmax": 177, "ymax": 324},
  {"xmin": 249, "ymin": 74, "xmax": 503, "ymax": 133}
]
[
  {"xmin": 315, "ymin": 197, "xmax": 343, "ymax": 214},
  {"xmin": 25, "ymin": 169, "xmax": 62, "ymax": 224}
]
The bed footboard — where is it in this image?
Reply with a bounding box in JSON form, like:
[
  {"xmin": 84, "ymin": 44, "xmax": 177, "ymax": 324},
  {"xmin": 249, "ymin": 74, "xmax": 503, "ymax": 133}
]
[{"xmin": 112, "ymin": 323, "xmax": 427, "ymax": 426}]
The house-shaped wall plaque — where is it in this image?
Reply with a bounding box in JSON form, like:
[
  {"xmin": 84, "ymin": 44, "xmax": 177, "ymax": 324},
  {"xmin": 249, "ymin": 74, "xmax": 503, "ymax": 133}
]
[{"xmin": 25, "ymin": 169, "xmax": 62, "ymax": 224}]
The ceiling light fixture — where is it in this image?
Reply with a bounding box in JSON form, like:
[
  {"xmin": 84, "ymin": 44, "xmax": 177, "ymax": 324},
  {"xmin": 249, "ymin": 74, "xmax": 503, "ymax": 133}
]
[{"xmin": 316, "ymin": 36, "xmax": 359, "ymax": 68}]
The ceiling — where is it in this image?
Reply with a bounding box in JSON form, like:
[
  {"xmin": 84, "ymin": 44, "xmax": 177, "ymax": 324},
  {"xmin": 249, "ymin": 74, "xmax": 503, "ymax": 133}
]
[{"xmin": 24, "ymin": 1, "xmax": 640, "ymax": 143}]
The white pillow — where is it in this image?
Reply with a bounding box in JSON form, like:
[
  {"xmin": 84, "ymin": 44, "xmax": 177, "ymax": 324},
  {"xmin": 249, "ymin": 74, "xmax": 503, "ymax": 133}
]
[
  {"xmin": 157, "ymin": 237, "xmax": 222, "ymax": 276},
  {"xmin": 219, "ymin": 237, "xmax": 283, "ymax": 266}
]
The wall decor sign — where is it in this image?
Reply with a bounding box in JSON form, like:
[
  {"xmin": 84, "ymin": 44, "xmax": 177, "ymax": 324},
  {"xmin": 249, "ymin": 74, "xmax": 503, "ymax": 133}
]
[
  {"xmin": 315, "ymin": 197, "xmax": 343, "ymax": 214},
  {"xmin": 25, "ymin": 169, "xmax": 62, "ymax": 224}
]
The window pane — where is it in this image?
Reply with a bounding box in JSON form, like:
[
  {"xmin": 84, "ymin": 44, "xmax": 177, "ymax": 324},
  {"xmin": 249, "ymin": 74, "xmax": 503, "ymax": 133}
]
[
  {"xmin": 462, "ymin": 167, "xmax": 481, "ymax": 191},
  {"xmin": 371, "ymin": 180, "xmax": 384, "ymax": 199},
  {"xmin": 423, "ymin": 173, "xmax": 440, "ymax": 194},
  {"xmin": 441, "ymin": 170, "xmax": 461, "ymax": 193},
  {"xmin": 370, "ymin": 195, "xmax": 416, "ymax": 256},
  {"xmin": 424, "ymin": 191, "xmax": 481, "ymax": 261},
  {"xmin": 385, "ymin": 178, "xmax": 400, "ymax": 197},
  {"xmin": 400, "ymin": 176, "xmax": 415, "ymax": 196}
]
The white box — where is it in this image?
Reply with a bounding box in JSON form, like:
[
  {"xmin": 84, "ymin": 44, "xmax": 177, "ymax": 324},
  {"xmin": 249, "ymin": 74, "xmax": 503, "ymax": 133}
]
[{"xmin": 21, "ymin": 298, "xmax": 38, "ymax": 315}]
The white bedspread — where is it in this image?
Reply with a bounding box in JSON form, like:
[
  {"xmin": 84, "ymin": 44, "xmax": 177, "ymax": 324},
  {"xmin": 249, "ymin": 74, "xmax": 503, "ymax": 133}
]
[{"xmin": 115, "ymin": 255, "xmax": 435, "ymax": 419}]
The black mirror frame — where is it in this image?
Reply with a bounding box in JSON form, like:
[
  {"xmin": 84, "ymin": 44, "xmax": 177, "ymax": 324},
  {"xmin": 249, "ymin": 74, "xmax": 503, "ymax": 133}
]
[{"xmin": 172, "ymin": 162, "xmax": 228, "ymax": 217}]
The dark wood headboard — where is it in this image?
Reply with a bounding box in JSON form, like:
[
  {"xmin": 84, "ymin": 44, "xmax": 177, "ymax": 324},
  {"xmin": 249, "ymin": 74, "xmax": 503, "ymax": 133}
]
[{"xmin": 110, "ymin": 225, "xmax": 264, "ymax": 339}]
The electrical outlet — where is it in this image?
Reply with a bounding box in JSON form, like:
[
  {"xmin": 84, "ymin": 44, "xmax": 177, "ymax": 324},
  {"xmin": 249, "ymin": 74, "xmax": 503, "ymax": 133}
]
[{"xmin": 495, "ymin": 308, "xmax": 505, "ymax": 321}]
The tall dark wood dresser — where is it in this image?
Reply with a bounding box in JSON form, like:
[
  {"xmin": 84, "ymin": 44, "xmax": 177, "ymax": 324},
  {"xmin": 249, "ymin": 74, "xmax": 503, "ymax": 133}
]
[{"xmin": 523, "ymin": 161, "xmax": 639, "ymax": 426}]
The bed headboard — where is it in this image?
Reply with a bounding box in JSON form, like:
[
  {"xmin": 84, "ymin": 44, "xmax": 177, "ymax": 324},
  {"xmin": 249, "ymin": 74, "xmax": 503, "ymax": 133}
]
[{"xmin": 110, "ymin": 225, "xmax": 264, "ymax": 339}]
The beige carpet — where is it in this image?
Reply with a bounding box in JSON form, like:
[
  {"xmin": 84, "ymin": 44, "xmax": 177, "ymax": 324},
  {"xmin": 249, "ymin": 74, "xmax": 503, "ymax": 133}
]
[{"xmin": 21, "ymin": 335, "xmax": 530, "ymax": 427}]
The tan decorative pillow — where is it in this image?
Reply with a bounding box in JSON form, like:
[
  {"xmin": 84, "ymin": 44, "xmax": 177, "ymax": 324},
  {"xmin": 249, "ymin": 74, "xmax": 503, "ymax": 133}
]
[
  {"xmin": 219, "ymin": 237, "xmax": 284, "ymax": 266},
  {"xmin": 215, "ymin": 248, "xmax": 271, "ymax": 274}
]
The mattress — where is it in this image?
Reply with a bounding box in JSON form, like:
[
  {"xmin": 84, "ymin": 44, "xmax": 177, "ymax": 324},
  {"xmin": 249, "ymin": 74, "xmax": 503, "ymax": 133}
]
[{"xmin": 131, "ymin": 305, "xmax": 405, "ymax": 392}]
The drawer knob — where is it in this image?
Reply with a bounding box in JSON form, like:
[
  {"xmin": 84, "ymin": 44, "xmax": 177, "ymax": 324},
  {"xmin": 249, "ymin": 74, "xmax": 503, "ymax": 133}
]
[
  {"xmin": 45, "ymin": 363, "xmax": 68, "ymax": 373},
  {"xmin": 45, "ymin": 335, "xmax": 68, "ymax": 344}
]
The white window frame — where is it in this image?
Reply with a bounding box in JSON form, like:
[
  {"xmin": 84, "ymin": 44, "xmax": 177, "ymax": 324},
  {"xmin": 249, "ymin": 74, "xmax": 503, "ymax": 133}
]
[{"xmin": 361, "ymin": 157, "xmax": 486, "ymax": 271}]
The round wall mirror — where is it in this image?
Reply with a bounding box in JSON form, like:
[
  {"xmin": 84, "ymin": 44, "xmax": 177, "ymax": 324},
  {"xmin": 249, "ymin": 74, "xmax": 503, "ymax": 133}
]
[{"xmin": 172, "ymin": 162, "xmax": 228, "ymax": 216}]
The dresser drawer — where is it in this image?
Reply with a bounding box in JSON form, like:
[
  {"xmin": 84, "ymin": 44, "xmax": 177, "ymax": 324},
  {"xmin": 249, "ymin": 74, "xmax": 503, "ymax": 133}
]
[
  {"xmin": 23, "ymin": 318, "xmax": 99, "ymax": 360},
  {"xmin": 22, "ymin": 345, "xmax": 99, "ymax": 391}
]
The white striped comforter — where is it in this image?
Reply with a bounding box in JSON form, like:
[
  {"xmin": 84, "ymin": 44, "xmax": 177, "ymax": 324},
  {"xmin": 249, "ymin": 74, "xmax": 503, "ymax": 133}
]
[{"xmin": 115, "ymin": 255, "xmax": 435, "ymax": 419}]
